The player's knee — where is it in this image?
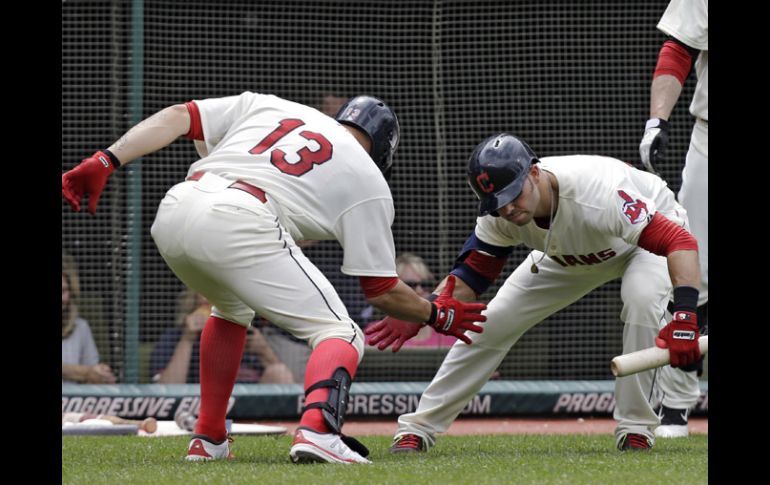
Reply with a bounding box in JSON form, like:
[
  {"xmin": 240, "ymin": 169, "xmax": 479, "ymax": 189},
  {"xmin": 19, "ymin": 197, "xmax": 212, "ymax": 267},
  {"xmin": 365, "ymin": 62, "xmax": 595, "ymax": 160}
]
[
  {"xmin": 349, "ymin": 325, "xmax": 365, "ymax": 364},
  {"xmin": 309, "ymin": 325, "xmax": 365, "ymax": 364},
  {"xmin": 211, "ymin": 307, "xmax": 254, "ymax": 327}
]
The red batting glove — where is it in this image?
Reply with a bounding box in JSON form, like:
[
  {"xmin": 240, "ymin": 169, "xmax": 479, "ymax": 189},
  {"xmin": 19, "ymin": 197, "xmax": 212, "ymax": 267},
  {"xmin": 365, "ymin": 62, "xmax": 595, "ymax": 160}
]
[
  {"xmin": 364, "ymin": 317, "xmax": 422, "ymax": 353},
  {"xmin": 655, "ymin": 311, "xmax": 700, "ymax": 368},
  {"xmin": 426, "ymin": 275, "xmax": 486, "ymax": 344},
  {"xmin": 62, "ymin": 151, "xmax": 116, "ymax": 215}
]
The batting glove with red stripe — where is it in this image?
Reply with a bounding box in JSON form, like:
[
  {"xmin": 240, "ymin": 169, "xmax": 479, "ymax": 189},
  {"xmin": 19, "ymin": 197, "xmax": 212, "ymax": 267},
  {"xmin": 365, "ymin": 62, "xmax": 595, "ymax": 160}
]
[
  {"xmin": 62, "ymin": 150, "xmax": 117, "ymax": 215},
  {"xmin": 425, "ymin": 275, "xmax": 486, "ymax": 344},
  {"xmin": 656, "ymin": 311, "xmax": 700, "ymax": 368}
]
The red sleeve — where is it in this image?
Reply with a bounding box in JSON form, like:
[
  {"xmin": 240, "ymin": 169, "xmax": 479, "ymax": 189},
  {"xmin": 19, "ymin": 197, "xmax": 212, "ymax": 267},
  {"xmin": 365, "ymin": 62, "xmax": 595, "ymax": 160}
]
[
  {"xmin": 653, "ymin": 40, "xmax": 693, "ymax": 85},
  {"xmin": 463, "ymin": 250, "xmax": 507, "ymax": 281},
  {"xmin": 638, "ymin": 212, "xmax": 698, "ymax": 256},
  {"xmin": 359, "ymin": 276, "xmax": 399, "ymax": 299},
  {"xmin": 185, "ymin": 101, "xmax": 204, "ymax": 141}
]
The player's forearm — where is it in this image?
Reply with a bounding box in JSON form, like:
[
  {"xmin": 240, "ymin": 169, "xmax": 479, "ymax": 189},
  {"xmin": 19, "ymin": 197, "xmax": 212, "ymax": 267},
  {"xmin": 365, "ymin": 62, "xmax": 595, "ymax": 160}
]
[
  {"xmin": 432, "ymin": 275, "xmax": 477, "ymax": 302},
  {"xmin": 107, "ymin": 104, "xmax": 191, "ymax": 166},
  {"xmin": 649, "ymin": 75, "xmax": 683, "ymax": 121},
  {"xmin": 667, "ymin": 249, "xmax": 700, "ymax": 289},
  {"xmin": 157, "ymin": 340, "xmax": 195, "ymax": 384},
  {"xmin": 367, "ymin": 280, "xmax": 434, "ymax": 323}
]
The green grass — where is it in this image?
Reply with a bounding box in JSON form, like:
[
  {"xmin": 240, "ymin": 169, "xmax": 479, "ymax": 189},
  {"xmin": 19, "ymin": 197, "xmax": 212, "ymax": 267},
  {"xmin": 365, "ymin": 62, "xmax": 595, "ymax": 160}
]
[{"xmin": 62, "ymin": 434, "xmax": 708, "ymax": 485}]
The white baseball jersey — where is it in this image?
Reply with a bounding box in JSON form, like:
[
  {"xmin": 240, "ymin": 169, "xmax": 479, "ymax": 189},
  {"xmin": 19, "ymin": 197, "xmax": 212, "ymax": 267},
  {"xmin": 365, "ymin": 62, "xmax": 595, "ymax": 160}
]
[
  {"xmin": 396, "ymin": 155, "xmax": 690, "ymax": 447},
  {"xmin": 474, "ymin": 155, "xmax": 687, "ymax": 264},
  {"xmin": 188, "ymin": 91, "xmax": 398, "ymax": 278},
  {"xmin": 151, "ymin": 92, "xmax": 398, "ymax": 356}
]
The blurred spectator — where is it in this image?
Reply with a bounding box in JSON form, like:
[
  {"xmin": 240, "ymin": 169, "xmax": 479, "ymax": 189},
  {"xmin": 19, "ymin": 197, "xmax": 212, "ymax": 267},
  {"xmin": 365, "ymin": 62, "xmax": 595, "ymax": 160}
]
[
  {"xmin": 319, "ymin": 92, "xmax": 347, "ymax": 117},
  {"xmin": 62, "ymin": 252, "xmax": 116, "ymax": 384},
  {"xmin": 254, "ymin": 317, "xmax": 312, "ymax": 383},
  {"xmin": 366, "ymin": 253, "xmax": 457, "ymax": 348},
  {"xmin": 150, "ymin": 288, "xmax": 295, "ymax": 384}
]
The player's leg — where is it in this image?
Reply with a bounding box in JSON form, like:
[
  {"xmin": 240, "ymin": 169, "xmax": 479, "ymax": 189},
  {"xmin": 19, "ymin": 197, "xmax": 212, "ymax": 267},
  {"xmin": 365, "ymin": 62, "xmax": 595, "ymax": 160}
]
[
  {"xmin": 151, "ymin": 178, "xmax": 258, "ymax": 460},
  {"xmin": 217, "ymin": 243, "xmax": 369, "ymax": 463},
  {"xmin": 614, "ymin": 249, "xmax": 684, "ymax": 449},
  {"xmin": 158, "ymin": 180, "xmax": 369, "ymax": 463},
  {"xmin": 393, "ymin": 253, "xmax": 617, "ymax": 452},
  {"xmin": 678, "ymin": 131, "xmax": 708, "ymax": 306},
  {"xmin": 655, "ymin": 139, "xmax": 708, "ymax": 437}
]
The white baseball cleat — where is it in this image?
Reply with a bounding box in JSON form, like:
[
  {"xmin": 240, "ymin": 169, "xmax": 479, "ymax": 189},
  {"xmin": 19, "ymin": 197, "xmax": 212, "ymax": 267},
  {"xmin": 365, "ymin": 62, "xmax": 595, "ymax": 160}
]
[
  {"xmin": 185, "ymin": 434, "xmax": 234, "ymax": 461},
  {"xmin": 655, "ymin": 405, "xmax": 690, "ymax": 438},
  {"xmin": 654, "ymin": 424, "xmax": 689, "ymax": 438},
  {"xmin": 289, "ymin": 427, "xmax": 372, "ymax": 464}
]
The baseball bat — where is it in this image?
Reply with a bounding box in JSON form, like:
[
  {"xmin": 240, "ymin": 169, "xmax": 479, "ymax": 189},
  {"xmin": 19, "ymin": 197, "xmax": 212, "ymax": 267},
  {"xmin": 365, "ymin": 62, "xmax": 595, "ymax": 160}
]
[
  {"xmin": 62, "ymin": 412, "xmax": 158, "ymax": 433},
  {"xmin": 610, "ymin": 336, "xmax": 708, "ymax": 377}
]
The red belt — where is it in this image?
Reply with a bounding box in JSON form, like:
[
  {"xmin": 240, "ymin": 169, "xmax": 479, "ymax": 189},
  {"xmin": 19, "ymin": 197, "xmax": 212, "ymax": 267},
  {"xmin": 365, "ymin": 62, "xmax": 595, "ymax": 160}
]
[{"xmin": 187, "ymin": 171, "xmax": 266, "ymax": 203}]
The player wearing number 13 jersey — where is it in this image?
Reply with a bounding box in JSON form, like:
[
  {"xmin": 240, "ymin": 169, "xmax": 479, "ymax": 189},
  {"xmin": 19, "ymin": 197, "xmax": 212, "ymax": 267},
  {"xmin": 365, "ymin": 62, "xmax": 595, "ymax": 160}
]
[{"xmin": 61, "ymin": 92, "xmax": 487, "ymax": 464}]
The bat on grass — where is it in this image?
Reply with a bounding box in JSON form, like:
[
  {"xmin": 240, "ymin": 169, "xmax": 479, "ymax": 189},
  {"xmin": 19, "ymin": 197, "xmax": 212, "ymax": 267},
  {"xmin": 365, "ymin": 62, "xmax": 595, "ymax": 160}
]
[{"xmin": 62, "ymin": 412, "xmax": 158, "ymax": 433}]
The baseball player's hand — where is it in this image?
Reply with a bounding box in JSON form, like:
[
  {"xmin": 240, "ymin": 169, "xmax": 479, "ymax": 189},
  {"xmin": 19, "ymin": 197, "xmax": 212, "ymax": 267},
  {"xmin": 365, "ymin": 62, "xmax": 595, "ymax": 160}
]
[
  {"xmin": 655, "ymin": 311, "xmax": 700, "ymax": 368},
  {"xmin": 364, "ymin": 317, "xmax": 422, "ymax": 352},
  {"xmin": 62, "ymin": 151, "xmax": 116, "ymax": 215},
  {"xmin": 639, "ymin": 118, "xmax": 670, "ymax": 175},
  {"xmin": 426, "ymin": 275, "xmax": 487, "ymax": 344}
]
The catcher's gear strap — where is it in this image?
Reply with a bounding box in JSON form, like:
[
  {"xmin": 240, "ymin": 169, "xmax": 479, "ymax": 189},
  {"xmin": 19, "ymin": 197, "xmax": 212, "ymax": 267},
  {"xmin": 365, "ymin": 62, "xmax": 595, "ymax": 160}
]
[
  {"xmin": 637, "ymin": 212, "xmax": 698, "ymax": 256},
  {"xmin": 185, "ymin": 101, "xmax": 204, "ymax": 141},
  {"xmin": 654, "ymin": 39, "xmax": 694, "ymax": 85},
  {"xmin": 450, "ymin": 233, "xmax": 511, "ymax": 295},
  {"xmin": 301, "ymin": 367, "xmax": 352, "ymax": 434},
  {"xmin": 359, "ymin": 276, "xmax": 399, "ymax": 299}
]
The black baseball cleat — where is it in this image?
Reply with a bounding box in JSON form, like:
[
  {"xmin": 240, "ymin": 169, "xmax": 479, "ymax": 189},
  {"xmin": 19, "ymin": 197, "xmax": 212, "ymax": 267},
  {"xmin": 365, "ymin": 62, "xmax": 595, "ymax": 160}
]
[
  {"xmin": 618, "ymin": 433, "xmax": 653, "ymax": 451},
  {"xmin": 390, "ymin": 433, "xmax": 426, "ymax": 453}
]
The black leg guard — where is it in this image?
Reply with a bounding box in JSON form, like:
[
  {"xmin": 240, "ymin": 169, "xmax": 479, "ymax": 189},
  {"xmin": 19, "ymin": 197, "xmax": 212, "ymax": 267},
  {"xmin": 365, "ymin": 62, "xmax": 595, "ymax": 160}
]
[
  {"xmin": 301, "ymin": 367, "xmax": 370, "ymax": 457},
  {"xmin": 302, "ymin": 367, "xmax": 352, "ymax": 434}
]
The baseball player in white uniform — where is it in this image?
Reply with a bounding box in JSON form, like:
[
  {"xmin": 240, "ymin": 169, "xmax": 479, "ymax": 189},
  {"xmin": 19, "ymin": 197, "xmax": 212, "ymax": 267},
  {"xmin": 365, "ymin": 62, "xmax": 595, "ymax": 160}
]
[
  {"xmin": 639, "ymin": 0, "xmax": 707, "ymax": 438},
  {"xmin": 366, "ymin": 133, "xmax": 702, "ymax": 451},
  {"xmin": 62, "ymin": 92, "xmax": 487, "ymax": 464}
]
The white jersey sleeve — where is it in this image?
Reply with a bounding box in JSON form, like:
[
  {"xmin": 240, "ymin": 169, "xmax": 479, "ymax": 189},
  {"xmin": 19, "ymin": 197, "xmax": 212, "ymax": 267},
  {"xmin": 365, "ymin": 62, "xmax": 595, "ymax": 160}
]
[
  {"xmin": 603, "ymin": 187, "xmax": 657, "ymax": 246},
  {"xmin": 657, "ymin": 0, "xmax": 708, "ymax": 51},
  {"xmin": 599, "ymin": 169, "xmax": 685, "ymax": 247},
  {"xmin": 194, "ymin": 92, "xmax": 269, "ymax": 154},
  {"xmin": 335, "ymin": 198, "xmax": 398, "ymax": 277},
  {"xmin": 474, "ymin": 215, "xmax": 521, "ymax": 248}
]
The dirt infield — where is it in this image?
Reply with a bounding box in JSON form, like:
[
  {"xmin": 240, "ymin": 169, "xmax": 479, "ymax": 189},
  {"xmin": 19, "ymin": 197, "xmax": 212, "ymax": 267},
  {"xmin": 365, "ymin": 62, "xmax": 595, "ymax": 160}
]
[{"xmin": 259, "ymin": 417, "xmax": 708, "ymax": 436}]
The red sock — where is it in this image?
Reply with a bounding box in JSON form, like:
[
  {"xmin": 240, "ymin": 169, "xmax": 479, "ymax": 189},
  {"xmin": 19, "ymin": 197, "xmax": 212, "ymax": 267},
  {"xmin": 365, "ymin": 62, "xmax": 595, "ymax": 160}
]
[
  {"xmin": 194, "ymin": 316, "xmax": 247, "ymax": 442},
  {"xmin": 300, "ymin": 338, "xmax": 360, "ymax": 433}
]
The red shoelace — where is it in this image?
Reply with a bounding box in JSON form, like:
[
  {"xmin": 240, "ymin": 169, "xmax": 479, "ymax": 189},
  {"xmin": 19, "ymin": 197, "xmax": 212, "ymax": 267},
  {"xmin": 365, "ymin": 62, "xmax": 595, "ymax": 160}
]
[{"xmin": 396, "ymin": 434, "xmax": 423, "ymax": 449}]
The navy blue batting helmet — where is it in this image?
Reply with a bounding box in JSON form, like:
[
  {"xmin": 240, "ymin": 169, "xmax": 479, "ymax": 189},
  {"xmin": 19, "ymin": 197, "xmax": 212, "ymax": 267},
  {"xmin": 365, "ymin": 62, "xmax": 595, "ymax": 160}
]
[
  {"xmin": 467, "ymin": 133, "xmax": 539, "ymax": 216},
  {"xmin": 335, "ymin": 95, "xmax": 400, "ymax": 174}
]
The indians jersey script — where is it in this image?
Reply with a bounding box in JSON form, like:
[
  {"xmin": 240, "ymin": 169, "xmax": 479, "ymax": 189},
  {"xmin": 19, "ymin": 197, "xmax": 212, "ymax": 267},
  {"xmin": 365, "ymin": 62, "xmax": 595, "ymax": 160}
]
[
  {"xmin": 186, "ymin": 91, "xmax": 397, "ymax": 277},
  {"xmin": 474, "ymin": 155, "xmax": 688, "ymax": 270}
]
